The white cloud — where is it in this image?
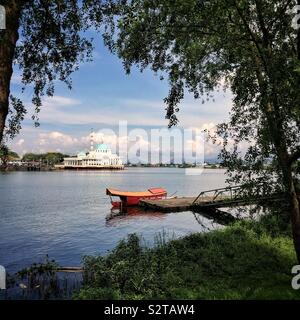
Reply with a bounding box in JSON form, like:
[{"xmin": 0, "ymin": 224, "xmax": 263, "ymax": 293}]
[
  {"xmin": 20, "ymin": 88, "xmax": 232, "ymax": 129},
  {"xmin": 8, "ymin": 88, "xmax": 234, "ymax": 160},
  {"xmin": 16, "ymin": 138, "xmax": 25, "ymax": 146},
  {"xmin": 38, "ymin": 131, "xmax": 80, "ymax": 150},
  {"xmin": 42, "ymin": 96, "xmax": 81, "ymax": 108},
  {"xmin": 9, "ymin": 126, "xmax": 221, "ymax": 162}
]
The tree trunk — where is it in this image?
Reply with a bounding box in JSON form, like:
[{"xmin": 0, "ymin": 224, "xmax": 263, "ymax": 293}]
[
  {"xmin": 266, "ymin": 109, "xmax": 300, "ymax": 263},
  {"xmin": 246, "ymin": 1, "xmax": 300, "ymax": 263},
  {"xmin": 281, "ymin": 157, "xmax": 300, "ymax": 263},
  {"xmin": 254, "ymin": 57, "xmax": 300, "ymax": 263},
  {"xmin": 289, "ymin": 180, "xmax": 300, "ymax": 263},
  {"xmin": 293, "ymin": 0, "xmax": 300, "ymax": 263},
  {"xmin": 0, "ymin": 1, "xmax": 21, "ymax": 144}
]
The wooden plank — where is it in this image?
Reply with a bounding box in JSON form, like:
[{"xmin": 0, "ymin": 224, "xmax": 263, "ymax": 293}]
[
  {"xmin": 139, "ymin": 194, "xmax": 286, "ymax": 213},
  {"xmin": 140, "ymin": 196, "xmax": 222, "ymax": 212},
  {"xmin": 139, "ymin": 197, "xmax": 196, "ymax": 212}
]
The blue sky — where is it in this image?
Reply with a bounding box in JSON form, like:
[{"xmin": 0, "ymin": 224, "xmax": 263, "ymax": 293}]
[{"xmin": 8, "ymin": 35, "xmax": 233, "ymax": 160}]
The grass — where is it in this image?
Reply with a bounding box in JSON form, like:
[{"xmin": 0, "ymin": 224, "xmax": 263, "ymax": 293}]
[{"xmin": 74, "ymin": 213, "xmax": 300, "ymax": 300}]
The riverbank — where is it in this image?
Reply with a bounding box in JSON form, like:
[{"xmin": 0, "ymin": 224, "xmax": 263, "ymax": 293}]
[
  {"xmin": 1, "ymin": 164, "xmax": 226, "ymax": 172},
  {"xmin": 76, "ymin": 212, "xmax": 300, "ymax": 300}
]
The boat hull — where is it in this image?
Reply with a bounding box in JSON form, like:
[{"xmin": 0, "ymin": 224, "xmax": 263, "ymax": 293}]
[
  {"xmin": 111, "ymin": 194, "xmax": 166, "ymax": 207},
  {"xmin": 107, "ymin": 187, "xmax": 167, "ymax": 208}
]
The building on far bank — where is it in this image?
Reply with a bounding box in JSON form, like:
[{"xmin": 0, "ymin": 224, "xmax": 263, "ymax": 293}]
[{"xmin": 60, "ymin": 143, "xmax": 124, "ymax": 170}]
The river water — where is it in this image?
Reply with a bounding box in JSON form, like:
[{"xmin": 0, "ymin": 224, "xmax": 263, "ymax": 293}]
[{"xmin": 0, "ymin": 168, "xmax": 227, "ymax": 273}]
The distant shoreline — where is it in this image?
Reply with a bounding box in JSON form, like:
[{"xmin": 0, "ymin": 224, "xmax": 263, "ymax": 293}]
[{"xmin": 1, "ymin": 165, "xmax": 226, "ymax": 172}]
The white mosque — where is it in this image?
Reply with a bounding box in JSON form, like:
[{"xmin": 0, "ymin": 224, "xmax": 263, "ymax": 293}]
[{"xmin": 62, "ymin": 134, "xmax": 123, "ymax": 170}]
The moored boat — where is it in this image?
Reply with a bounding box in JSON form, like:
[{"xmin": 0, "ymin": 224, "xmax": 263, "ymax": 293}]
[{"xmin": 106, "ymin": 187, "xmax": 167, "ymax": 208}]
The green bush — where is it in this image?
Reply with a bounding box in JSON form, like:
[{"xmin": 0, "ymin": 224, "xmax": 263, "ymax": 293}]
[{"xmin": 76, "ymin": 215, "xmax": 300, "ymax": 300}]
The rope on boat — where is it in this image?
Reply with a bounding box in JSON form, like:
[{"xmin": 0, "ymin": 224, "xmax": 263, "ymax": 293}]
[{"xmin": 168, "ymin": 191, "xmax": 178, "ymax": 198}]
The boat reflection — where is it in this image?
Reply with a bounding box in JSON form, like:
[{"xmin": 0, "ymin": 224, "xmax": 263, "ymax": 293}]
[
  {"xmin": 105, "ymin": 207, "xmax": 165, "ymax": 226},
  {"xmin": 192, "ymin": 208, "xmax": 236, "ymax": 230},
  {"xmin": 106, "ymin": 207, "xmax": 231, "ymax": 229},
  {"xmin": 192, "ymin": 212, "xmax": 221, "ymax": 231}
]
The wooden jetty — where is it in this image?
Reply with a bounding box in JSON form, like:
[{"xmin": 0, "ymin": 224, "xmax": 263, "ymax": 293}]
[
  {"xmin": 139, "ymin": 185, "xmax": 285, "ymax": 213},
  {"xmin": 139, "ymin": 195, "xmax": 230, "ymax": 213},
  {"xmin": 140, "ymin": 196, "xmax": 207, "ymax": 212}
]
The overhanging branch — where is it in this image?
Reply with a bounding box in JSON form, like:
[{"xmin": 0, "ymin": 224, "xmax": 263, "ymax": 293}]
[{"xmin": 288, "ymin": 146, "xmax": 300, "ymax": 165}]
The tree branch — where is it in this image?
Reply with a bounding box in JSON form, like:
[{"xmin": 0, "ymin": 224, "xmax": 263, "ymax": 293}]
[
  {"xmin": 298, "ymin": 0, "xmax": 300, "ymax": 60},
  {"xmin": 270, "ymin": 0, "xmax": 294, "ymax": 27},
  {"xmin": 233, "ymin": 0, "xmax": 269, "ymax": 74},
  {"xmin": 288, "ymin": 147, "xmax": 300, "ymax": 165}
]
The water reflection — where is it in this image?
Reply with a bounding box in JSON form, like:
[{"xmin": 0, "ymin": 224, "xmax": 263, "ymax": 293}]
[
  {"xmin": 192, "ymin": 212, "xmax": 220, "ymax": 231},
  {"xmin": 106, "ymin": 207, "xmax": 165, "ymax": 226},
  {"xmin": 106, "ymin": 206, "xmax": 229, "ymax": 232},
  {"xmin": 0, "ymin": 169, "xmax": 229, "ymax": 272}
]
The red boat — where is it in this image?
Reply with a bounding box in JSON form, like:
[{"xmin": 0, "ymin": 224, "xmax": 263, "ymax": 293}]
[{"xmin": 106, "ymin": 187, "xmax": 167, "ymax": 208}]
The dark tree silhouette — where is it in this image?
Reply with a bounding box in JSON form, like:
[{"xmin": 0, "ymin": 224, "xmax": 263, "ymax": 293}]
[{"xmin": 99, "ymin": 0, "xmax": 300, "ymax": 261}]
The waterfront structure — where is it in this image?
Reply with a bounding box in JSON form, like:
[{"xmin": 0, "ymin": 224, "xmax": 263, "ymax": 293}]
[{"xmin": 61, "ymin": 142, "xmax": 124, "ymax": 170}]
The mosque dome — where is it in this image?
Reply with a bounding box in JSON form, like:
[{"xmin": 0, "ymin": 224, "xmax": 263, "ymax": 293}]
[
  {"xmin": 77, "ymin": 151, "xmax": 86, "ymax": 157},
  {"xmin": 96, "ymin": 143, "xmax": 109, "ymax": 151}
]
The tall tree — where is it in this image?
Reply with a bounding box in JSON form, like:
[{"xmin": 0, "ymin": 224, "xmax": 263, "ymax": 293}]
[
  {"xmin": 0, "ymin": 146, "xmax": 19, "ymax": 166},
  {"xmin": 99, "ymin": 0, "xmax": 300, "ymax": 261},
  {"xmin": 0, "ymin": 0, "xmax": 99, "ymax": 144}
]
